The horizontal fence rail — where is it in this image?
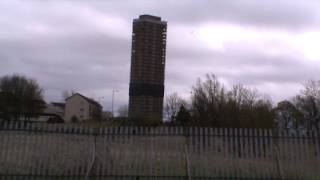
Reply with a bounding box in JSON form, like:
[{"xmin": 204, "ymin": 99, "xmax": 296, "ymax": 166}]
[{"xmin": 0, "ymin": 121, "xmax": 319, "ymax": 179}]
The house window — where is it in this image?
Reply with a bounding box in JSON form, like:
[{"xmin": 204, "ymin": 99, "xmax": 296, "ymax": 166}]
[
  {"xmin": 80, "ymin": 108, "xmax": 84, "ymax": 112},
  {"xmin": 80, "ymin": 115, "xmax": 83, "ymax": 119}
]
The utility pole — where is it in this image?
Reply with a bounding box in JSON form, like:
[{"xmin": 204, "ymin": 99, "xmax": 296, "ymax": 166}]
[{"xmin": 111, "ymin": 89, "xmax": 119, "ymax": 117}]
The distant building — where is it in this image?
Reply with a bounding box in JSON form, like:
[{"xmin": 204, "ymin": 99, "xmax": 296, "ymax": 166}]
[
  {"xmin": 128, "ymin": 15, "xmax": 167, "ymax": 120},
  {"xmin": 102, "ymin": 111, "xmax": 113, "ymax": 120},
  {"xmin": 44, "ymin": 102, "xmax": 65, "ymax": 118},
  {"xmin": 64, "ymin": 93, "xmax": 102, "ymax": 122}
]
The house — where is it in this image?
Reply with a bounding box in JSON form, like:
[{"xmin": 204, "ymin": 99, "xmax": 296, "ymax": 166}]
[{"xmin": 64, "ymin": 93, "xmax": 102, "ymax": 123}]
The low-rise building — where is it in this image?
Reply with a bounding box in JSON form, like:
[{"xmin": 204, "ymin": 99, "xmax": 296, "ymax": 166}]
[
  {"xmin": 64, "ymin": 93, "xmax": 102, "ymax": 123},
  {"xmin": 44, "ymin": 102, "xmax": 65, "ymax": 118}
]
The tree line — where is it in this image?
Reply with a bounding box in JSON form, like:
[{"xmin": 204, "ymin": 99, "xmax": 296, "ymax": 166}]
[
  {"xmin": 164, "ymin": 74, "xmax": 320, "ymax": 132},
  {"xmin": 1, "ymin": 73, "xmax": 319, "ymax": 133}
]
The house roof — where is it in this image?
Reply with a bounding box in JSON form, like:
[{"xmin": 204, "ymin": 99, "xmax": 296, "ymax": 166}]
[
  {"xmin": 51, "ymin": 102, "xmax": 65, "ymax": 108},
  {"xmin": 66, "ymin": 93, "xmax": 102, "ymax": 108}
]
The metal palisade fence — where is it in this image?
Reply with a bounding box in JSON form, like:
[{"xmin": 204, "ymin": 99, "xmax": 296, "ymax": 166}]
[{"xmin": 0, "ymin": 121, "xmax": 319, "ymax": 180}]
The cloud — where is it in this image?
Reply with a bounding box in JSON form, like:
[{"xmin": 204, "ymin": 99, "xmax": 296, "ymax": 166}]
[
  {"xmin": 79, "ymin": 0, "xmax": 320, "ymax": 30},
  {"xmin": 0, "ymin": 28, "xmax": 131, "ymax": 109},
  {"xmin": 1, "ymin": 0, "xmax": 320, "ymax": 111}
]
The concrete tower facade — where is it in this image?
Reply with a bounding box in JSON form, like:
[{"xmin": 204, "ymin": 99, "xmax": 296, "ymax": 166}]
[{"xmin": 129, "ymin": 15, "xmax": 167, "ymax": 120}]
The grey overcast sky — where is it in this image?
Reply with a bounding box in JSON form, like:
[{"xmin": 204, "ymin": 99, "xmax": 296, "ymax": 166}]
[{"xmin": 1, "ymin": 0, "xmax": 320, "ymax": 111}]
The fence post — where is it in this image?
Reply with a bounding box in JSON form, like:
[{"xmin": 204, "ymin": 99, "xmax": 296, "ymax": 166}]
[
  {"xmin": 312, "ymin": 127, "xmax": 320, "ymax": 160},
  {"xmin": 86, "ymin": 127, "xmax": 97, "ymax": 180},
  {"xmin": 183, "ymin": 127, "xmax": 192, "ymax": 180},
  {"xmin": 273, "ymin": 129, "xmax": 284, "ymax": 180}
]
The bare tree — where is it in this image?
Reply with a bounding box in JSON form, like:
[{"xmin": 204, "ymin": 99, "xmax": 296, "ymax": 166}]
[
  {"xmin": 294, "ymin": 80, "xmax": 320, "ymax": 132},
  {"xmin": 175, "ymin": 104, "xmax": 191, "ymax": 125},
  {"xmin": 227, "ymin": 84, "xmax": 258, "ymax": 108},
  {"xmin": 190, "ymin": 73, "xmax": 274, "ymax": 128},
  {"xmin": 293, "ymin": 95, "xmax": 320, "ymax": 132},
  {"xmin": 274, "ymin": 100, "xmax": 304, "ymax": 130},
  {"xmin": 301, "ymin": 80, "xmax": 320, "ymax": 100},
  {"xmin": 164, "ymin": 92, "xmax": 187, "ymax": 122},
  {"xmin": 225, "ymin": 84, "xmax": 259, "ymax": 127},
  {"xmin": 191, "ymin": 73, "xmax": 226, "ymax": 126},
  {"xmin": 275, "ymin": 80, "xmax": 320, "ymax": 133}
]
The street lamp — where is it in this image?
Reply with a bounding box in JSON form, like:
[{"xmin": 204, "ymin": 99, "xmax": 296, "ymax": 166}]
[{"xmin": 111, "ymin": 89, "xmax": 119, "ymax": 117}]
